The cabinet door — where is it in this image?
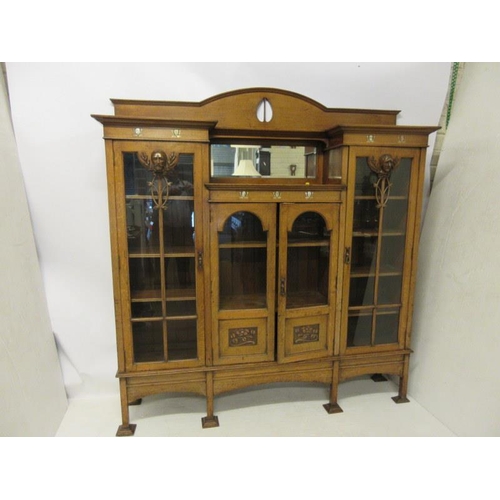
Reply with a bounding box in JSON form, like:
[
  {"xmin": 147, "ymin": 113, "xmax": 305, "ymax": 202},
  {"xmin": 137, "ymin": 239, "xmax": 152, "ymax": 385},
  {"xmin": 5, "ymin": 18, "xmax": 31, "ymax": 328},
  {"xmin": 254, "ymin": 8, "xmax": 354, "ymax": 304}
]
[
  {"xmin": 210, "ymin": 204, "xmax": 276, "ymax": 365},
  {"xmin": 277, "ymin": 204, "xmax": 340, "ymax": 363},
  {"xmin": 114, "ymin": 142, "xmax": 205, "ymax": 370},
  {"xmin": 344, "ymin": 147, "xmax": 421, "ymax": 352}
]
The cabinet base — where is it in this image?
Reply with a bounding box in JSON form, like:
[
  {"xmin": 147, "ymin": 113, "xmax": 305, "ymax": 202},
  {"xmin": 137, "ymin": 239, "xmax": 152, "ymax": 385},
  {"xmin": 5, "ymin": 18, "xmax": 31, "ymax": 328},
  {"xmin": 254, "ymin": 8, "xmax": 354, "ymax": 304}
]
[
  {"xmin": 392, "ymin": 395, "xmax": 410, "ymax": 404},
  {"xmin": 201, "ymin": 416, "xmax": 220, "ymax": 429},
  {"xmin": 116, "ymin": 424, "xmax": 137, "ymax": 436},
  {"xmin": 323, "ymin": 402, "xmax": 343, "ymax": 414}
]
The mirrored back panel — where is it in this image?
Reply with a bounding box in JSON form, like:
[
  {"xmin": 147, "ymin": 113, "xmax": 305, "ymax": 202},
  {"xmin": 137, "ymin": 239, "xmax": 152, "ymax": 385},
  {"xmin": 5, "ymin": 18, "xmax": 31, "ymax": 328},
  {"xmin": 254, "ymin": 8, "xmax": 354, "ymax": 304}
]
[{"xmin": 210, "ymin": 144, "xmax": 319, "ymax": 179}]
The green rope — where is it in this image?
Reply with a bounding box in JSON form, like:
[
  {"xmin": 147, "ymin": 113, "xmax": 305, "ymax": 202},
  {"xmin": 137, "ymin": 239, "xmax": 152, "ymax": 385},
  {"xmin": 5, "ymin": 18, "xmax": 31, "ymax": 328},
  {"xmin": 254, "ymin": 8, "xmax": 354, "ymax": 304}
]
[{"xmin": 446, "ymin": 62, "xmax": 460, "ymax": 128}]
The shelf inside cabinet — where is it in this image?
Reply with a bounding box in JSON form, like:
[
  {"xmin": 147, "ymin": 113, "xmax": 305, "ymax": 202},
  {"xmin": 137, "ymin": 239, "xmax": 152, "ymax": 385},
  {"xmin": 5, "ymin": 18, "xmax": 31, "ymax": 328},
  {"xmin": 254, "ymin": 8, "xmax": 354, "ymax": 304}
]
[
  {"xmin": 287, "ymin": 239, "xmax": 330, "ymax": 248},
  {"xmin": 128, "ymin": 247, "xmax": 195, "ymax": 258},
  {"xmin": 218, "ymin": 241, "xmax": 267, "ymax": 249},
  {"xmin": 130, "ymin": 287, "xmax": 196, "ymax": 302},
  {"xmin": 286, "ymin": 291, "xmax": 328, "ymax": 308},
  {"xmin": 348, "ymin": 303, "xmax": 401, "ymax": 313},
  {"xmin": 350, "ymin": 265, "xmax": 402, "ymax": 278},
  {"xmin": 354, "ymin": 195, "xmax": 408, "ymax": 201},
  {"xmin": 166, "ymin": 288, "xmax": 196, "ymax": 301},
  {"xmin": 352, "ymin": 231, "xmax": 405, "ymax": 238},
  {"xmin": 126, "ymin": 195, "xmax": 194, "ymax": 201},
  {"xmin": 130, "ymin": 289, "xmax": 162, "ymax": 302},
  {"xmin": 220, "ymin": 294, "xmax": 267, "ymax": 310}
]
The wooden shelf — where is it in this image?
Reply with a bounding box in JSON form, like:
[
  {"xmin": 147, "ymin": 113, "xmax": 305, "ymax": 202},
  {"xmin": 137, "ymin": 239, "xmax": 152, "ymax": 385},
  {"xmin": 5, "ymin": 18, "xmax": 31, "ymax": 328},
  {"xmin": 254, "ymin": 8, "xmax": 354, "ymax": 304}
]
[
  {"xmin": 288, "ymin": 239, "xmax": 329, "ymax": 248},
  {"xmin": 350, "ymin": 266, "xmax": 402, "ymax": 278},
  {"xmin": 220, "ymin": 294, "xmax": 267, "ymax": 310},
  {"xmin": 352, "ymin": 230, "xmax": 405, "ymax": 237},
  {"xmin": 354, "ymin": 195, "xmax": 407, "ymax": 201},
  {"xmin": 131, "ymin": 287, "xmax": 196, "ymax": 302},
  {"xmin": 348, "ymin": 308, "xmax": 400, "ymax": 318},
  {"xmin": 126, "ymin": 195, "xmax": 194, "ymax": 201},
  {"xmin": 348, "ymin": 303, "xmax": 401, "ymax": 312},
  {"xmin": 128, "ymin": 247, "xmax": 195, "ymax": 258},
  {"xmin": 131, "ymin": 289, "xmax": 162, "ymax": 302},
  {"xmin": 219, "ymin": 241, "xmax": 267, "ymax": 249},
  {"xmin": 166, "ymin": 288, "xmax": 196, "ymax": 301},
  {"xmin": 131, "ymin": 314, "xmax": 197, "ymax": 322},
  {"xmin": 286, "ymin": 291, "xmax": 328, "ymax": 308}
]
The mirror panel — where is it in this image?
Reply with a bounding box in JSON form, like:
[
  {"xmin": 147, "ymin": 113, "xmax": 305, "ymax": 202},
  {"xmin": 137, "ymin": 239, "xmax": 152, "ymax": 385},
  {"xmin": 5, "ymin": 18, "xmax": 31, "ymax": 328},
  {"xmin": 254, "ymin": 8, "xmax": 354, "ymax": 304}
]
[{"xmin": 211, "ymin": 144, "xmax": 318, "ymax": 179}]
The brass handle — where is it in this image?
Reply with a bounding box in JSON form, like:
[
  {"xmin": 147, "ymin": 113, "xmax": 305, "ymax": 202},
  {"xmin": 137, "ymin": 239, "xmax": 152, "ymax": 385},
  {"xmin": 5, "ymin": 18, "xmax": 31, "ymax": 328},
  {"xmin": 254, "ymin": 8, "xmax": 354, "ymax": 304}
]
[{"xmin": 280, "ymin": 278, "xmax": 286, "ymax": 296}]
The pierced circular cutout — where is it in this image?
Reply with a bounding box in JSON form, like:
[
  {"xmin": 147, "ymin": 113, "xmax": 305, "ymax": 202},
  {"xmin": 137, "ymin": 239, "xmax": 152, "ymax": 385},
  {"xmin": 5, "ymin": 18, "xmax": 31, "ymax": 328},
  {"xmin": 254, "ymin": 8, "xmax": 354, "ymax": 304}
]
[{"xmin": 256, "ymin": 98, "xmax": 273, "ymax": 123}]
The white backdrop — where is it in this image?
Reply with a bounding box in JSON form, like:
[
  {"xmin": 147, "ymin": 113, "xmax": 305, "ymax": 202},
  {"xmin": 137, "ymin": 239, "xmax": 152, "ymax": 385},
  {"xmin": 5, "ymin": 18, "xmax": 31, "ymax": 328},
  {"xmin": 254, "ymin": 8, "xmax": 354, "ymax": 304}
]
[{"xmin": 6, "ymin": 62, "xmax": 451, "ymax": 397}]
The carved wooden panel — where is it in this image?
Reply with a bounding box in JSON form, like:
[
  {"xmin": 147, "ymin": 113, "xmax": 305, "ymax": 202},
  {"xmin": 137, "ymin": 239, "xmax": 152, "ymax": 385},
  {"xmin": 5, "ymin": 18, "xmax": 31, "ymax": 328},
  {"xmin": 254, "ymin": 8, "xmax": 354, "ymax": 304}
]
[
  {"xmin": 293, "ymin": 324, "xmax": 320, "ymax": 344},
  {"xmin": 229, "ymin": 327, "xmax": 258, "ymax": 347}
]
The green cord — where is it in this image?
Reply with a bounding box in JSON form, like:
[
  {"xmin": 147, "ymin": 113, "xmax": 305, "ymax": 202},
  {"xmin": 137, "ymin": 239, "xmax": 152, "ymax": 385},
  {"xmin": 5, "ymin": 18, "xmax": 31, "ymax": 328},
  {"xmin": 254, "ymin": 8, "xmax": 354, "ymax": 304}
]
[{"xmin": 446, "ymin": 62, "xmax": 460, "ymax": 128}]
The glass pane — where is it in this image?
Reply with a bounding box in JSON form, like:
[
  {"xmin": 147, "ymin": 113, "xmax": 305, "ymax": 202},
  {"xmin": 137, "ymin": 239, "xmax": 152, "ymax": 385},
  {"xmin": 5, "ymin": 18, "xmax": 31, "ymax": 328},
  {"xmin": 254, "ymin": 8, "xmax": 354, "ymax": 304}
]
[
  {"xmin": 375, "ymin": 309, "xmax": 400, "ymax": 344},
  {"xmin": 347, "ymin": 312, "xmax": 372, "ymax": 347},
  {"xmin": 163, "ymin": 199, "xmax": 195, "ymax": 252},
  {"xmin": 124, "ymin": 152, "xmax": 154, "ymax": 196},
  {"xmin": 355, "ymin": 157, "xmax": 378, "ymax": 196},
  {"xmin": 219, "ymin": 212, "xmax": 267, "ymax": 245},
  {"xmin": 349, "ymin": 277, "xmax": 375, "ymax": 306},
  {"xmin": 218, "ymin": 212, "xmax": 267, "ymax": 310},
  {"xmin": 288, "ymin": 211, "xmax": 329, "ymax": 243},
  {"xmin": 126, "ymin": 199, "xmax": 159, "ymax": 254},
  {"xmin": 327, "ymin": 148, "xmax": 342, "ymax": 180},
  {"xmin": 287, "ymin": 212, "xmax": 330, "ymax": 308},
  {"xmin": 219, "ymin": 248, "xmax": 267, "ymax": 309},
  {"xmin": 165, "ymin": 257, "xmax": 195, "ymax": 290},
  {"xmin": 351, "ymin": 236, "xmax": 377, "ymax": 276},
  {"xmin": 353, "ymin": 199, "xmax": 379, "ymax": 232},
  {"xmin": 129, "ymin": 258, "xmax": 161, "ymax": 300},
  {"xmin": 133, "ymin": 322, "xmax": 163, "ymax": 363},
  {"xmin": 166, "ymin": 300, "xmax": 197, "ymax": 317},
  {"xmin": 380, "ymin": 235, "xmax": 405, "ymax": 273},
  {"xmin": 389, "ymin": 158, "xmax": 411, "ymax": 196},
  {"xmin": 173, "ymin": 154, "xmax": 194, "ymax": 188},
  {"xmin": 383, "ymin": 199, "xmax": 408, "ymax": 233},
  {"xmin": 131, "ymin": 302, "xmax": 162, "ymax": 318},
  {"xmin": 167, "ymin": 319, "xmax": 197, "ymax": 360},
  {"xmin": 211, "ymin": 144, "xmax": 318, "ymax": 179},
  {"xmin": 378, "ymin": 275, "xmax": 403, "ymax": 305}
]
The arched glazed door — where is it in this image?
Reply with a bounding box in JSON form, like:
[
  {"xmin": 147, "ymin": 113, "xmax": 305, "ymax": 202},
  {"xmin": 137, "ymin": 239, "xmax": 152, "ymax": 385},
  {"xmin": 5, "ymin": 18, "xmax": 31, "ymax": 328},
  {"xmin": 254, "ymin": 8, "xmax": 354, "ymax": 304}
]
[
  {"xmin": 210, "ymin": 204, "xmax": 276, "ymax": 365},
  {"xmin": 277, "ymin": 204, "xmax": 340, "ymax": 363}
]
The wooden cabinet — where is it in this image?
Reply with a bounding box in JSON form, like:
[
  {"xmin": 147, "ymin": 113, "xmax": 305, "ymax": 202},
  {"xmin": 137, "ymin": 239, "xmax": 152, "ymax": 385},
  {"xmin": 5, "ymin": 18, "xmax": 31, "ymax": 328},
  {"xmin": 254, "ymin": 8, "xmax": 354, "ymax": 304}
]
[{"xmin": 93, "ymin": 88, "xmax": 438, "ymax": 435}]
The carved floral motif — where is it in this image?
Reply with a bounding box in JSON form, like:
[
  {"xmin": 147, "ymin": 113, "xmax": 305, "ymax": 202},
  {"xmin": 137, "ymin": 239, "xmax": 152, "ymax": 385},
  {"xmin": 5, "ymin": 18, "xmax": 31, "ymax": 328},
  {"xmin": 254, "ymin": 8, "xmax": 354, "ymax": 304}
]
[
  {"xmin": 293, "ymin": 324, "xmax": 320, "ymax": 344},
  {"xmin": 229, "ymin": 327, "xmax": 258, "ymax": 347}
]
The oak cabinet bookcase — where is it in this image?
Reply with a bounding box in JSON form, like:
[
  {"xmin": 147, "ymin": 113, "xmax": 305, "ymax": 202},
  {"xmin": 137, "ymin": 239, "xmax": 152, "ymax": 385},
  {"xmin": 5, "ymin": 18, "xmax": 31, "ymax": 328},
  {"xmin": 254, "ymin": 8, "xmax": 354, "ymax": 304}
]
[{"xmin": 92, "ymin": 88, "xmax": 438, "ymax": 435}]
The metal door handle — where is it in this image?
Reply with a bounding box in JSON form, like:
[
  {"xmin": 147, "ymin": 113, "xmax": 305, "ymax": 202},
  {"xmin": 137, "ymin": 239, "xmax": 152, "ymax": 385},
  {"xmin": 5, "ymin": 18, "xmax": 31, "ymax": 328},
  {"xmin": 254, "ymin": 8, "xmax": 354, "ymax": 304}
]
[{"xmin": 280, "ymin": 278, "xmax": 286, "ymax": 296}]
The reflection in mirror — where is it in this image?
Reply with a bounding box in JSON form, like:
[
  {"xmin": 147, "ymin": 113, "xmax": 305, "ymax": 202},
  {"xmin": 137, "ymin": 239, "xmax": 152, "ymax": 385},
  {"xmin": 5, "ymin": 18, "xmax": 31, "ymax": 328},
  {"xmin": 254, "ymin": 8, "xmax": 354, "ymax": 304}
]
[{"xmin": 211, "ymin": 144, "xmax": 317, "ymax": 179}]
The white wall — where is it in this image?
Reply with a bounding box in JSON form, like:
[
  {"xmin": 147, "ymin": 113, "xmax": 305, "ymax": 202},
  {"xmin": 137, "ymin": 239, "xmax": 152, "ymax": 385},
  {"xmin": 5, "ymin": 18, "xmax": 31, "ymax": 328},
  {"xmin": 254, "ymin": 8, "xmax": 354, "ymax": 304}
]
[
  {"xmin": 410, "ymin": 63, "xmax": 500, "ymax": 436},
  {"xmin": 5, "ymin": 63, "xmax": 450, "ymax": 398},
  {"xmin": 0, "ymin": 70, "xmax": 67, "ymax": 436}
]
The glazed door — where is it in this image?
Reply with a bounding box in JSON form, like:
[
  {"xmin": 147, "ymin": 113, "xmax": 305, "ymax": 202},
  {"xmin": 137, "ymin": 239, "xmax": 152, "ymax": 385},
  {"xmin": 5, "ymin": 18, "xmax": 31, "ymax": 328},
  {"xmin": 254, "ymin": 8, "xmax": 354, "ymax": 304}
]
[
  {"xmin": 344, "ymin": 147, "xmax": 421, "ymax": 352},
  {"xmin": 277, "ymin": 204, "xmax": 340, "ymax": 363},
  {"xmin": 114, "ymin": 141, "xmax": 205, "ymax": 370},
  {"xmin": 210, "ymin": 204, "xmax": 276, "ymax": 365}
]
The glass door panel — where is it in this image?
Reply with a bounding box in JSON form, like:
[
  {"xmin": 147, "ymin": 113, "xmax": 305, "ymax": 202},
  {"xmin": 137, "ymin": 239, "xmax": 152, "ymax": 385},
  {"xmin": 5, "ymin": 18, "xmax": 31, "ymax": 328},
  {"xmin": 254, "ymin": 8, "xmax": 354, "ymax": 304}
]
[
  {"xmin": 118, "ymin": 145, "xmax": 202, "ymax": 367},
  {"xmin": 211, "ymin": 204, "xmax": 276, "ymax": 365},
  {"xmin": 347, "ymin": 153, "xmax": 414, "ymax": 349},
  {"xmin": 375, "ymin": 308, "xmax": 400, "ymax": 345},
  {"xmin": 278, "ymin": 204, "xmax": 339, "ymax": 363},
  {"xmin": 126, "ymin": 199, "xmax": 159, "ymax": 254},
  {"xmin": 286, "ymin": 211, "xmax": 330, "ymax": 308},
  {"xmin": 218, "ymin": 211, "xmax": 268, "ymax": 310}
]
